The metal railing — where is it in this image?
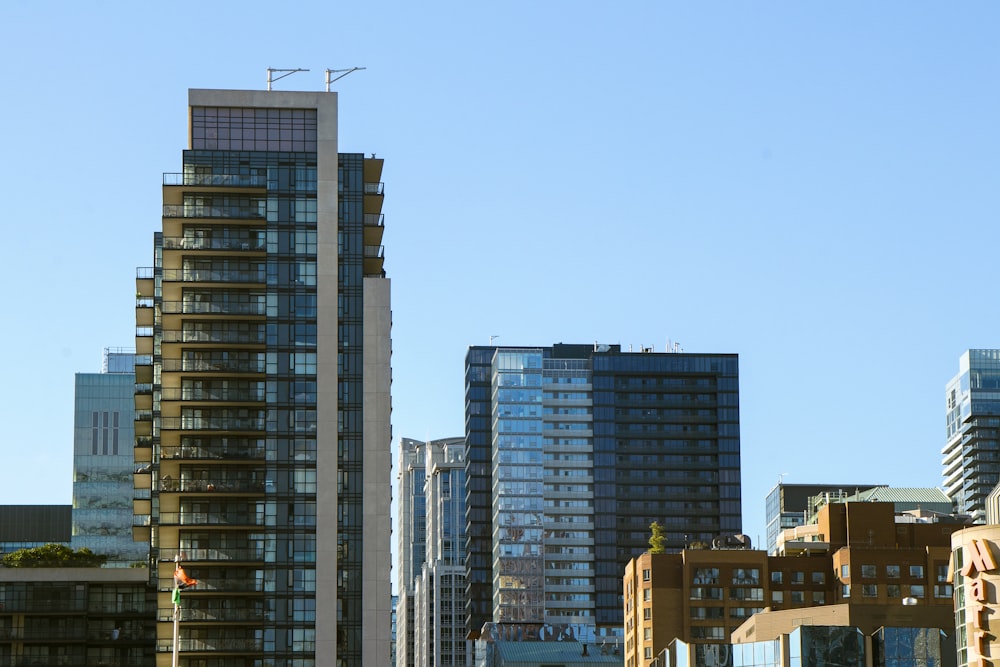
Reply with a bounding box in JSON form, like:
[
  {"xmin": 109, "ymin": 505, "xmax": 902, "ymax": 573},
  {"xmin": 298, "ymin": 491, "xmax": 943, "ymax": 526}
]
[
  {"xmin": 163, "ymin": 173, "xmax": 267, "ymax": 188},
  {"xmin": 162, "ymin": 268, "xmax": 265, "ymax": 284},
  {"xmin": 163, "ymin": 204, "xmax": 265, "ymax": 219},
  {"xmin": 162, "ymin": 237, "xmax": 266, "ymax": 252}
]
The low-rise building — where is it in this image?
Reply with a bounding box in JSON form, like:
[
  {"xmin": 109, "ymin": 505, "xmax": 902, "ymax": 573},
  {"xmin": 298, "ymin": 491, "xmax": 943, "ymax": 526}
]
[{"xmin": 624, "ymin": 502, "xmax": 970, "ymax": 667}]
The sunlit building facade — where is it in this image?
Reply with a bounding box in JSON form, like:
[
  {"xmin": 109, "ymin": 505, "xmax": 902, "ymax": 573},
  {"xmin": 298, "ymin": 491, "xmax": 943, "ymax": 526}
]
[
  {"xmin": 133, "ymin": 88, "xmax": 391, "ymax": 667},
  {"xmin": 943, "ymin": 349, "xmax": 1000, "ymax": 522}
]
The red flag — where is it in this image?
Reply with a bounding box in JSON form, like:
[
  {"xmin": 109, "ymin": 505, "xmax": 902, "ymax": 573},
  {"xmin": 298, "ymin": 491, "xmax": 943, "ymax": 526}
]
[{"xmin": 174, "ymin": 565, "xmax": 198, "ymax": 589}]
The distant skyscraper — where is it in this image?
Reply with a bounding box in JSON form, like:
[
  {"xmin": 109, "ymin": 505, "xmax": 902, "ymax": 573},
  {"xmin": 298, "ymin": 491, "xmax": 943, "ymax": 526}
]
[
  {"xmin": 133, "ymin": 88, "xmax": 392, "ymax": 667},
  {"xmin": 72, "ymin": 348, "xmax": 147, "ymax": 564},
  {"xmin": 413, "ymin": 438, "xmax": 468, "ymax": 667},
  {"xmin": 464, "ymin": 344, "xmax": 742, "ymax": 641},
  {"xmin": 397, "ymin": 437, "xmax": 468, "ymax": 667},
  {"xmin": 943, "ymin": 349, "xmax": 1000, "ymax": 522}
]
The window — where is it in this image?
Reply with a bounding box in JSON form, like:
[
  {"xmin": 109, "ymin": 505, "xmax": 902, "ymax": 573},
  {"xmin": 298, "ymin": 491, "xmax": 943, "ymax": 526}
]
[
  {"xmin": 642, "ymin": 569, "xmax": 651, "ymax": 581},
  {"xmin": 645, "ymin": 647, "xmax": 652, "ymax": 659},
  {"xmin": 861, "ymin": 565, "xmax": 876, "ymax": 578},
  {"xmin": 771, "ymin": 571, "xmax": 783, "ymax": 584},
  {"xmin": 644, "ymin": 628, "xmax": 651, "ymax": 640},
  {"xmin": 842, "ymin": 584, "xmax": 851, "ymax": 598},
  {"xmin": 730, "ymin": 588, "xmax": 763, "ymax": 601},
  {"xmin": 643, "ymin": 588, "xmax": 651, "ymax": 601},
  {"xmin": 732, "ymin": 568, "xmax": 760, "ymax": 585},
  {"xmin": 862, "ymin": 584, "xmax": 877, "ymax": 598},
  {"xmin": 910, "ymin": 585, "xmax": 925, "ymax": 598},
  {"xmin": 812, "ymin": 591, "xmax": 826, "ymax": 605},
  {"xmin": 790, "ymin": 591, "xmax": 804, "ymax": 603},
  {"xmin": 643, "ymin": 608, "xmax": 651, "ymax": 620},
  {"xmin": 936, "ymin": 564, "xmax": 949, "ymax": 582},
  {"xmin": 791, "ymin": 571, "xmax": 804, "ymax": 585},
  {"xmin": 693, "ymin": 568, "xmax": 719, "ymax": 585},
  {"xmin": 910, "ymin": 565, "xmax": 925, "ymax": 579},
  {"xmin": 887, "ymin": 584, "xmax": 901, "ymax": 599},
  {"xmin": 934, "ymin": 584, "xmax": 953, "ymax": 598},
  {"xmin": 772, "ymin": 591, "xmax": 783, "ymax": 603},
  {"xmin": 886, "ymin": 565, "xmax": 900, "ymax": 579},
  {"xmin": 840, "ymin": 564, "xmax": 850, "ymax": 579},
  {"xmin": 811, "ymin": 571, "xmax": 825, "ymax": 585}
]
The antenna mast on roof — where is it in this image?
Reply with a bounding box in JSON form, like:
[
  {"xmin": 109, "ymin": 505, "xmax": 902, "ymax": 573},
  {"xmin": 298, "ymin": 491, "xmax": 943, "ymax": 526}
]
[
  {"xmin": 326, "ymin": 67, "xmax": 367, "ymax": 91},
  {"xmin": 267, "ymin": 68, "xmax": 310, "ymax": 91}
]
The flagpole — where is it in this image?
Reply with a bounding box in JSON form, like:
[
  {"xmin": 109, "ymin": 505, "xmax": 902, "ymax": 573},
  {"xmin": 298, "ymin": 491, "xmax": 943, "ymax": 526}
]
[{"xmin": 172, "ymin": 554, "xmax": 180, "ymax": 667}]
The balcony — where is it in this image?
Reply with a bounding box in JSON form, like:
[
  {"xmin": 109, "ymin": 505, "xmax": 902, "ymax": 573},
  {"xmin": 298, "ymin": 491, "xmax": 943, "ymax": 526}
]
[
  {"xmin": 161, "ymin": 442, "xmax": 266, "ymax": 461},
  {"xmin": 363, "ymin": 244, "xmax": 385, "ymax": 277},
  {"xmin": 162, "ymin": 300, "xmax": 266, "ymax": 316},
  {"xmin": 158, "ymin": 478, "xmax": 267, "ymax": 494},
  {"xmin": 162, "ymin": 236, "xmax": 266, "ymax": 252},
  {"xmin": 163, "ymin": 172, "xmax": 267, "ymax": 188},
  {"xmin": 161, "ymin": 387, "xmax": 265, "ymax": 403},
  {"xmin": 162, "ymin": 268, "xmax": 265, "ymax": 284},
  {"xmin": 162, "ymin": 358, "xmax": 266, "ymax": 374},
  {"xmin": 162, "ymin": 329, "xmax": 265, "ymax": 345},
  {"xmin": 158, "ymin": 605, "xmax": 266, "ymax": 623},
  {"xmin": 163, "ymin": 204, "xmax": 265, "ymax": 219},
  {"xmin": 156, "ymin": 637, "xmax": 263, "ymax": 653},
  {"xmin": 157, "ymin": 511, "xmax": 266, "ymax": 527},
  {"xmin": 158, "ymin": 547, "xmax": 265, "ymax": 563},
  {"xmin": 159, "ymin": 415, "xmax": 265, "ymax": 432}
]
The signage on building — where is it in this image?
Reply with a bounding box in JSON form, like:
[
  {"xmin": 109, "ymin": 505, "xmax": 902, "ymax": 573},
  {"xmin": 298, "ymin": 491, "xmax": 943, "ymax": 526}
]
[{"xmin": 962, "ymin": 538, "xmax": 999, "ymax": 667}]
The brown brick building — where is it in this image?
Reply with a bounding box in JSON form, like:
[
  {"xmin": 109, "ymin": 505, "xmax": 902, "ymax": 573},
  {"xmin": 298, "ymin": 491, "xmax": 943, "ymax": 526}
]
[{"xmin": 623, "ymin": 502, "xmax": 969, "ymax": 667}]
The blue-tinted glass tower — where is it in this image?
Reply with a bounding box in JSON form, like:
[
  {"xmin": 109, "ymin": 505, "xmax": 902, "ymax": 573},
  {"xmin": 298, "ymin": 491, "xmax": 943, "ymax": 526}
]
[{"xmin": 464, "ymin": 344, "xmax": 742, "ymax": 640}]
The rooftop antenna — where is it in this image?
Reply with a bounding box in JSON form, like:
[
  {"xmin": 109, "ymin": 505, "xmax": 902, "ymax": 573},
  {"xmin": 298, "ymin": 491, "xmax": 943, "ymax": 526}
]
[
  {"xmin": 267, "ymin": 68, "xmax": 310, "ymax": 91},
  {"xmin": 489, "ymin": 335, "xmax": 500, "ymax": 346},
  {"xmin": 326, "ymin": 67, "xmax": 367, "ymax": 92}
]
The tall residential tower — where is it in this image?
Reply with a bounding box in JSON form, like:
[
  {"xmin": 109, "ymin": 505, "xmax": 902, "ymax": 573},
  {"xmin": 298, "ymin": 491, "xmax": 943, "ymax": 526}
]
[
  {"xmin": 943, "ymin": 349, "xmax": 1000, "ymax": 522},
  {"xmin": 464, "ymin": 344, "xmax": 741, "ymax": 642},
  {"xmin": 133, "ymin": 88, "xmax": 391, "ymax": 667}
]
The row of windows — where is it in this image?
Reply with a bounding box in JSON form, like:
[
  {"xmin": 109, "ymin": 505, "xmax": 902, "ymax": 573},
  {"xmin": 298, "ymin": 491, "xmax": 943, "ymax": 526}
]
[{"xmin": 842, "ymin": 564, "xmax": 934, "ymax": 579}]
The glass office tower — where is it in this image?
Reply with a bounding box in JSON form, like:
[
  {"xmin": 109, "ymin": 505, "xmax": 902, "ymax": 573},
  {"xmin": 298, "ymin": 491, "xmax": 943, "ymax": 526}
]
[
  {"xmin": 464, "ymin": 344, "xmax": 741, "ymax": 641},
  {"xmin": 72, "ymin": 348, "xmax": 149, "ymax": 565},
  {"xmin": 134, "ymin": 89, "xmax": 391, "ymax": 667}
]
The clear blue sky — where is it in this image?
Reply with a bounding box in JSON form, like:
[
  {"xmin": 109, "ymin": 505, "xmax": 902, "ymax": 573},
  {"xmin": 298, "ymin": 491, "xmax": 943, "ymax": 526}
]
[{"xmin": 1, "ymin": 2, "xmax": 998, "ymax": 551}]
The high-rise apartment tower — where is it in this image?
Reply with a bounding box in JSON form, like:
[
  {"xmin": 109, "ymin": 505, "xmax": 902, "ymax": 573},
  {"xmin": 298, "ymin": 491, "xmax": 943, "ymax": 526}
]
[
  {"xmin": 464, "ymin": 344, "xmax": 741, "ymax": 642},
  {"xmin": 133, "ymin": 88, "xmax": 392, "ymax": 667},
  {"xmin": 943, "ymin": 349, "xmax": 1000, "ymax": 522}
]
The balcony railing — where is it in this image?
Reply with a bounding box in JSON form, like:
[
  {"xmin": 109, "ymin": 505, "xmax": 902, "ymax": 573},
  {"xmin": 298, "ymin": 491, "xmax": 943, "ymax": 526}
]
[
  {"xmin": 163, "ymin": 173, "xmax": 267, "ymax": 188},
  {"xmin": 159, "ymin": 479, "xmax": 267, "ymax": 493},
  {"xmin": 364, "ymin": 181, "xmax": 384, "ymax": 195},
  {"xmin": 364, "ymin": 245, "xmax": 385, "ymax": 259},
  {"xmin": 156, "ymin": 637, "xmax": 263, "ymax": 652},
  {"xmin": 159, "ymin": 416, "xmax": 265, "ymax": 431},
  {"xmin": 162, "ymin": 268, "xmax": 266, "ymax": 284},
  {"xmin": 364, "ymin": 213, "xmax": 384, "ymax": 227},
  {"xmin": 158, "ymin": 547, "xmax": 265, "ymax": 562},
  {"xmin": 161, "ymin": 388, "xmax": 265, "ymax": 402},
  {"xmin": 161, "ymin": 330, "xmax": 264, "ymax": 345},
  {"xmin": 157, "ymin": 511, "xmax": 265, "ymax": 527},
  {"xmin": 162, "ymin": 300, "xmax": 266, "ymax": 316},
  {"xmin": 162, "ymin": 359, "xmax": 266, "ymax": 374},
  {"xmin": 157, "ymin": 606, "xmax": 266, "ymax": 623},
  {"xmin": 163, "ymin": 204, "xmax": 265, "ymax": 219},
  {"xmin": 160, "ymin": 443, "xmax": 264, "ymax": 460},
  {"xmin": 162, "ymin": 237, "xmax": 266, "ymax": 252}
]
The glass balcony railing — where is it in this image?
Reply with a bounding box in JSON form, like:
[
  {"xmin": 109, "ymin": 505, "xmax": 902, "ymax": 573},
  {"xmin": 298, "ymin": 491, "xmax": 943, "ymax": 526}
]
[
  {"xmin": 158, "ymin": 547, "xmax": 265, "ymax": 562},
  {"xmin": 163, "ymin": 173, "xmax": 267, "ymax": 188},
  {"xmin": 156, "ymin": 637, "xmax": 263, "ymax": 653},
  {"xmin": 158, "ymin": 606, "xmax": 266, "ymax": 623},
  {"xmin": 162, "ymin": 358, "xmax": 266, "ymax": 374},
  {"xmin": 162, "ymin": 300, "xmax": 266, "ymax": 316},
  {"xmin": 162, "ymin": 330, "xmax": 265, "ymax": 345},
  {"xmin": 162, "ymin": 268, "xmax": 266, "ymax": 283},
  {"xmin": 364, "ymin": 213, "xmax": 384, "ymax": 227},
  {"xmin": 163, "ymin": 204, "xmax": 265, "ymax": 219},
  {"xmin": 160, "ymin": 442, "xmax": 266, "ymax": 461},
  {"xmin": 161, "ymin": 388, "xmax": 265, "ymax": 402},
  {"xmin": 162, "ymin": 237, "xmax": 266, "ymax": 252},
  {"xmin": 160, "ymin": 416, "xmax": 265, "ymax": 431},
  {"xmin": 159, "ymin": 478, "xmax": 267, "ymax": 493},
  {"xmin": 157, "ymin": 512, "xmax": 266, "ymax": 527},
  {"xmin": 364, "ymin": 181, "xmax": 384, "ymax": 195}
]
